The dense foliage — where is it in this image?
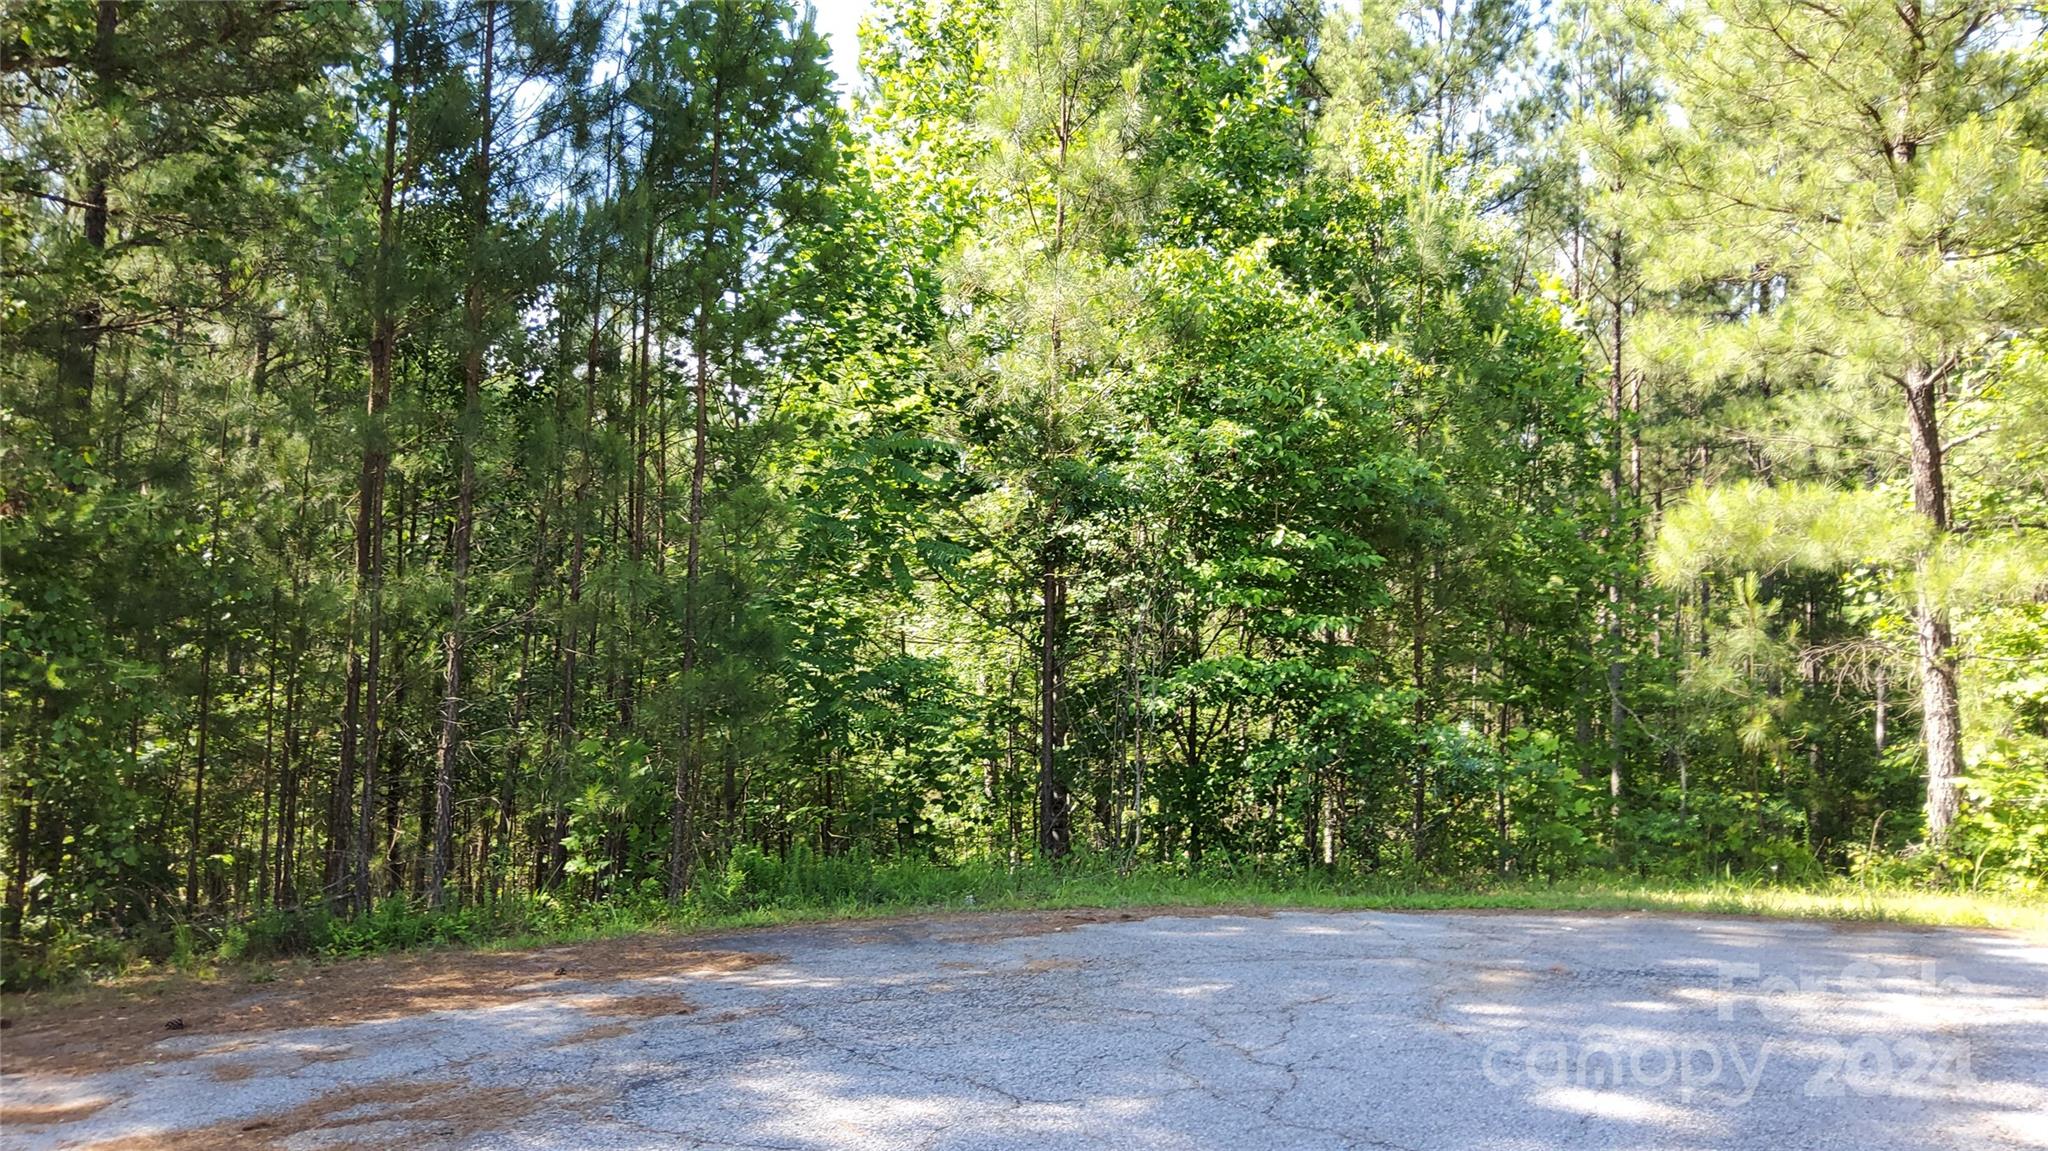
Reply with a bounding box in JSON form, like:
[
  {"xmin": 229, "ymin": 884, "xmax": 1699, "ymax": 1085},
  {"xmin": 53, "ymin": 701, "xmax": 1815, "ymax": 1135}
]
[{"xmin": 3, "ymin": 0, "xmax": 2044, "ymax": 985}]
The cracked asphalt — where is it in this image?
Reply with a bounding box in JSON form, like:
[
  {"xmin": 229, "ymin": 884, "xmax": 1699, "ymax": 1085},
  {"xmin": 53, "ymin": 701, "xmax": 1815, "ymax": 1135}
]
[{"xmin": 4, "ymin": 910, "xmax": 2046, "ymax": 1150}]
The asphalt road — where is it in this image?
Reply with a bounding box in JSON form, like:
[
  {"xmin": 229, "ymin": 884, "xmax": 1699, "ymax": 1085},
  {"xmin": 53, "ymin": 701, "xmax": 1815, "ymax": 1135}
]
[{"xmin": 4, "ymin": 910, "xmax": 2045, "ymax": 1149}]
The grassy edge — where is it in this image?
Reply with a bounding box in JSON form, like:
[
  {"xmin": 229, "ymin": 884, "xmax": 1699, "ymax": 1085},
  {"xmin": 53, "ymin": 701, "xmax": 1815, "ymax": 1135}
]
[
  {"xmin": 465, "ymin": 881, "xmax": 2048, "ymax": 969},
  {"xmin": 735, "ymin": 880, "xmax": 2048, "ymax": 936},
  {"xmin": 6, "ymin": 879, "xmax": 2042, "ymax": 1011}
]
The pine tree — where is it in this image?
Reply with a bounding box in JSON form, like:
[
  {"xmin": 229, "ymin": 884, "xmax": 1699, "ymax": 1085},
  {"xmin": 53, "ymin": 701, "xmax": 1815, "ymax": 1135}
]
[
  {"xmin": 1618, "ymin": 0, "xmax": 2047, "ymax": 842},
  {"xmin": 630, "ymin": 0, "xmax": 836, "ymax": 895},
  {"xmin": 945, "ymin": 0, "xmax": 1153, "ymax": 859}
]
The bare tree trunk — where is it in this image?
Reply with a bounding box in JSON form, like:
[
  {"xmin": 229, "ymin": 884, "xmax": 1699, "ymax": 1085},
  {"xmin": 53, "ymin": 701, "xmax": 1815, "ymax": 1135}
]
[
  {"xmin": 1904, "ymin": 364, "xmax": 1961, "ymax": 841},
  {"xmin": 1037, "ymin": 563, "xmax": 1069, "ymax": 859}
]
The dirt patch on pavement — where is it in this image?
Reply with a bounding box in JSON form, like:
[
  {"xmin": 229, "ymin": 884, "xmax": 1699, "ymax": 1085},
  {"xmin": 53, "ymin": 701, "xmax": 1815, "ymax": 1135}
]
[
  {"xmin": 0, "ymin": 1097, "xmax": 112, "ymax": 1128},
  {"xmin": 79, "ymin": 1077, "xmax": 602, "ymax": 1151},
  {"xmin": 0, "ymin": 906, "xmax": 1277, "ymax": 1079},
  {"xmin": 546, "ymin": 1021, "xmax": 637, "ymax": 1047},
  {"xmin": 562, "ymin": 992, "xmax": 698, "ymax": 1019},
  {"xmin": 0, "ymin": 939, "xmax": 775, "ymax": 1077},
  {"xmin": 929, "ymin": 906, "xmax": 1274, "ymax": 945}
]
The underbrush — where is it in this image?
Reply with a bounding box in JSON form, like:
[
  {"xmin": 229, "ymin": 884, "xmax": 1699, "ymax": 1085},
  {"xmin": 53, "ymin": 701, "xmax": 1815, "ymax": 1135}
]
[{"xmin": 5, "ymin": 849, "xmax": 2044, "ymax": 992}]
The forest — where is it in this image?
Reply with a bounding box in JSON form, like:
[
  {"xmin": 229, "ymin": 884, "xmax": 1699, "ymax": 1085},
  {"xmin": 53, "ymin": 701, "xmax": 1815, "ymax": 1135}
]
[{"xmin": 3, "ymin": 0, "xmax": 2046, "ymax": 984}]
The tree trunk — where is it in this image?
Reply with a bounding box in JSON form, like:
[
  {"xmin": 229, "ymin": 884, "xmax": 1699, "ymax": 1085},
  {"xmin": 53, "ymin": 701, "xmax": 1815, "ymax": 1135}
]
[
  {"xmin": 277, "ymin": 611, "xmax": 303, "ymax": 908},
  {"xmin": 256, "ymin": 594, "xmax": 280, "ymax": 908},
  {"xmin": 1033, "ymin": 94, "xmax": 1075, "ymax": 865},
  {"xmin": 432, "ymin": 0, "xmax": 495, "ymax": 906},
  {"xmin": 1605, "ymin": 231, "xmax": 1627, "ymax": 812},
  {"xmin": 343, "ymin": 12, "xmax": 405, "ymax": 914},
  {"xmin": 494, "ymin": 495, "xmax": 544, "ymax": 906},
  {"xmin": 1037, "ymin": 562, "xmax": 1069, "ymax": 859},
  {"xmin": 621, "ymin": 136, "xmax": 657, "ymax": 736},
  {"xmin": 1904, "ymin": 364, "xmax": 1961, "ymax": 842},
  {"xmin": 551, "ymin": 338, "xmax": 591, "ymax": 891},
  {"xmin": 1005, "ymin": 619, "xmax": 1020, "ymax": 865},
  {"xmin": 672, "ymin": 92, "xmax": 723, "ymax": 900},
  {"xmin": 54, "ymin": 0, "xmax": 117, "ymax": 444},
  {"xmin": 1130, "ymin": 590, "xmax": 1148, "ymax": 857},
  {"xmin": 1409, "ymin": 557, "xmax": 1428, "ymax": 864},
  {"xmin": 550, "ymin": 100, "xmax": 618, "ymax": 893},
  {"xmin": 185, "ymin": 410, "xmax": 232, "ymax": 909},
  {"xmin": 383, "ymin": 483, "xmax": 415, "ymax": 897},
  {"xmin": 330, "ymin": 666, "xmax": 356, "ymax": 899}
]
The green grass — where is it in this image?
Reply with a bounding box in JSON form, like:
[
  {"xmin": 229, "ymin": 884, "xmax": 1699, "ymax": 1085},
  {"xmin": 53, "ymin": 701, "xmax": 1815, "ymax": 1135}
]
[
  {"xmin": 7, "ymin": 854, "xmax": 2044, "ymax": 995},
  {"xmin": 735, "ymin": 865, "xmax": 2048, "ymax": 936}
]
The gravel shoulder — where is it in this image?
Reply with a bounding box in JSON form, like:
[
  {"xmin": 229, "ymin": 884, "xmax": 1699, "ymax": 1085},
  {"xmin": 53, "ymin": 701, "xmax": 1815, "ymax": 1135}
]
[{"xmin": 3, "ymin": 909, "xmax": 2044, "ymax": 1150}]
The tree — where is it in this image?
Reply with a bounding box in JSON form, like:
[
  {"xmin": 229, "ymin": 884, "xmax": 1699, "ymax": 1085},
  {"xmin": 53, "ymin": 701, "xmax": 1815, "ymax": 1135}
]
[
  {"xmin": 1616, "ymin": 0, "xmax": 2047, "ymax": 842},
  {"xmin": 2, "ymin": 0, "xmax": 361, "ymax": 937},
  {"xmin": 630, "ymin": 0, "xmax": 836, "ymax": 896},
  {"xmin": 7, "ymin": 0, "xmax": 2045, "ymax": 989},
  {"xmin": 1320, "ymin": 0, "xmax": 1539, "ymax": 199},
  {"xmin": 944, "ymin": 0, "xmax": 1152, "ymax": 859}
]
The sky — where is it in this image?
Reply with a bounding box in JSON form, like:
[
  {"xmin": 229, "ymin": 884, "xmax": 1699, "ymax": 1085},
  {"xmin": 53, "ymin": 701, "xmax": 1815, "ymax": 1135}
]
[{"xmin": 813, "ymin": 0, "xmax": 875, "ymax": 100}]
